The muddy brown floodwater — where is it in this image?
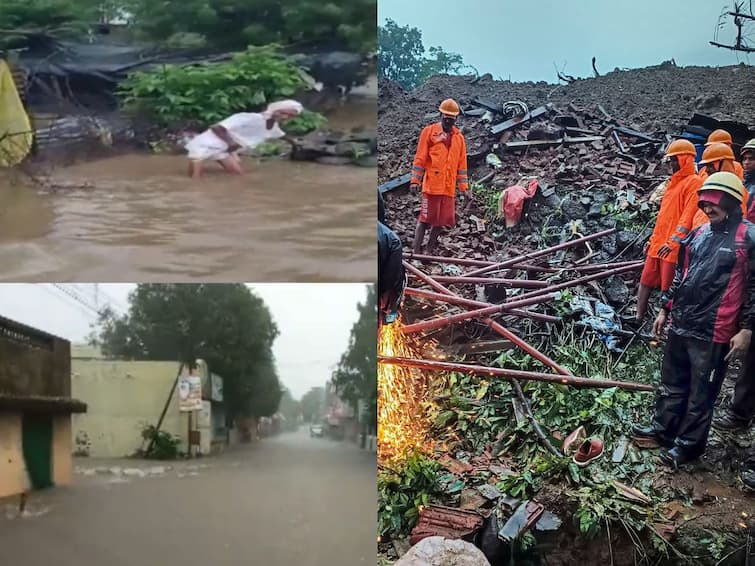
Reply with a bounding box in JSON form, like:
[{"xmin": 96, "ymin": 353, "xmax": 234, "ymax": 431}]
[{"xmin": 0, "ymin": 95, "xmax": 375, "ymax": 282}]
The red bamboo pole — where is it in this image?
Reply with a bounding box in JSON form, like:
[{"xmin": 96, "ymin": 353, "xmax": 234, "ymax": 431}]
[
  {"xmin": 515, "ymin": 263, "xmax": 642, "ymax": 301},
  {"xmin": 404, "ymin": 253, "xmax": 495, "ymax": 267},
  {"xmin": 461, "ymin": 228, "xmax": 617, "ymax": 278},
  {"xmin": 378, "ymin": 356, "xmax": 654, "ymax": 392},
  {"xmin": 401, "ymin": 294, "xmax": 558, "ymax": 335},
  {"xmin": 572, "ymin": 261, "xmax": 643, "ymax": 272},
  {"xmin": 404, "ymin": 260, "xmax": 572, "ymax": 375},
  {"xmin": 506, "ymin": 309, "xmax": 560, "ymax": 323},
  {"xmin": 405, "ymin": 286, "xmax": 559, "ymax": 323},
  {"xmin": 428, "ymin": 275, "xmax": 549, "ymax": 288}
]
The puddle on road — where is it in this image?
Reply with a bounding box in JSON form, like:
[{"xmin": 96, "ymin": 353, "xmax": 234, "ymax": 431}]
[
  {"xmin": 3, "ymin": 503, "xmax": 52, "ymax": 520},
  {"xmin": 0, "ymin": 98, "xmax": 375, "ymax": 282}
]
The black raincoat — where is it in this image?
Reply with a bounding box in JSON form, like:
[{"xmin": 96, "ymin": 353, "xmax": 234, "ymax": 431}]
[
  {"xmin": 651, "ymin": 210, "xmax": 755, "ymax": 458},
  {"xmin": 378, "ymin": 221, "xmax": 404, "ymax": 309}
]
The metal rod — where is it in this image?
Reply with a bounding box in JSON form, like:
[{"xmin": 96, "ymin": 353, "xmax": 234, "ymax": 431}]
[
  {"xmin": 428, "ymin": 275, "xmax": 549, "ymax": 288},
  {"xmin": 404, "ymin": 253, "xmax": 496, "ymax": 267},
  {"xmin": 507, "ymin": 309, "xmax": 560, "ymax": 323},
  {"xmin": 404, "ymin": 261, "xmax": 572, "ymax": 375},
  {"xmin": 401, "ymin": 294, "xmax": 558, "ymax": 335},
  {"xmin": 405, "ymin": 287, "xmax": 559, "ymax": 322},
  {"xmin": 378, "ymin": 356, "xmax": 655, "ymax": 392},
  {"xmin": 515, "ymin": 263, "xmax": 642, "ymax": 301},
  {"xmin": 461, "ymin": 228, "xmax": 617, "ymax": 278}
]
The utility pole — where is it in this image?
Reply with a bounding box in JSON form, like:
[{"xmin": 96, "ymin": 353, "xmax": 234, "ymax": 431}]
[{"xmin": 710, "ymin": 2, "xmax": 755, "ymax": 53}]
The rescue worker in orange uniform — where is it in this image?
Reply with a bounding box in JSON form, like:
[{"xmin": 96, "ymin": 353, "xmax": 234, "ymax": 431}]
[
  {"xmin": 700, "ymin": 129, "xmax": 744, "ymax": 180},
  {"xmin": 410, "ymin": 98, "xmax": 469, "ymax": 254},
  {"xmin": 636, "ymin": 139, "xmax": 703, "ymax": 320},
  {"xmin": 690, "ymin": 143, "xmax": 746, "ymax": 229}
]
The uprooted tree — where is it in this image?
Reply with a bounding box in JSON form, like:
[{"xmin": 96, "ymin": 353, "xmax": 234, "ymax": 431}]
[
  {"xmin": 93, "ymin": 283, "xmax": 283, "ymax": 419},
  {"xmin": 377, "ymin": 18, "xmax": 471, "ymax": 90}
]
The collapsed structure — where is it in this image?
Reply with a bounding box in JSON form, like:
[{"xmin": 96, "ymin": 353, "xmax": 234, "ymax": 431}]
[{"xmin": 378, "ymin": 64, "xmax": 755, "ymax": 565}]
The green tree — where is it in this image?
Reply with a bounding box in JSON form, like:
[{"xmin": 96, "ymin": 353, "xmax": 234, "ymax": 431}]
[
  {"xmin": 300, "ymin": 386, "xmax": 325, "ymax": 422},
  {"xmin": 93, "ymin": 284, "xmax": 282, "ymax": 419},
  {"xmin": 332, "ymin": 285, "xmax": 377, "ymax": 431},
  {"xmin": 126, "ymin": 0, "xmax": 376, "ymax": 52},
  {"xmin": 0, "ymin": 0, "xmax": 91, "ymax": 46},
  {"xmin": 278, "ymin": 387, "xmax": 301, "ymax": 429},
  {"xmin": 377, "ymin": 18, "xmax": 470, "ymax": 90}
]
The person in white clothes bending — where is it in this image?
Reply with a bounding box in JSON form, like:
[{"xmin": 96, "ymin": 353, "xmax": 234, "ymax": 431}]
[{"xmin": 184, "ymin": 99, "xmax": 303, "ymax": 178}]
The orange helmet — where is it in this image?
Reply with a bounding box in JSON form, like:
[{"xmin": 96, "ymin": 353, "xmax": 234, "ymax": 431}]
[
  {"xmin": 706, "ymin": 129, "xmax": 733, "ymax": 146},
  {"xmin": 438, "ymin": 98, "xmax": 460, "ymax": 116},
  {"xmin": 664, "ymin": 139, "xmax": 697, "ymax": 158},
  {"xmin": 699, "ymin": 142, "xmax": 735, "ymax": 164}
]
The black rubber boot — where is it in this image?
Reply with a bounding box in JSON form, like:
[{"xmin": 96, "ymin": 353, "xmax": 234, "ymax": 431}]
[
  {"xmin": 631, "ymin": 425, "xmax": 656, "ymax": 438},
  {"xmin": 631, "ymin": 425, "xmax": 674, "ymax": 448},
  {"xmin": 659, "ymin": 446, "xmax": 696, "ymax": 470}
]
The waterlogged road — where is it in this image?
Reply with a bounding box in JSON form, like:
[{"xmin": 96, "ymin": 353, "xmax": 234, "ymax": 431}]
[
  {"xmin": 0, "ymin": 427, "xmax": 377, "ymax": 566},
  {"xmin": 0, "ymin": 97, "xmax": 375, "ymax": 282}
]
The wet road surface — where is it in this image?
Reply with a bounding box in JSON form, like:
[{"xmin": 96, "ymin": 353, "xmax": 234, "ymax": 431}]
[
  {"xmin": 0, "ymin": 96, "xmax": 375, "ymax": 282},
  {"xmin": 0, "ymin": 427, "xmax": 377, "ymax": 565}
]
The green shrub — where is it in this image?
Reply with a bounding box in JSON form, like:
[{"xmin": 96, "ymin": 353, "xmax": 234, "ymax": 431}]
[
  {"xmin": 118, "ymin": 45, "xmax": 315, "ymax": 129},
  {"xmin": 283, "ymin": 110, "xmax": 328, "ymax": 136},
  {"xmin": 378, "ymin": 451, "xmax": 443, "ymax": 538},
  {"xmin": 140, "ymin": 424, "xmax": 182, "ymax": 460}
]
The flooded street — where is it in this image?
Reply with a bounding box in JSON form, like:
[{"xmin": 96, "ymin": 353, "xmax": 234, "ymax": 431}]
[
  {"xmin": 0, "ymin": 427, "xmax": 377, "ymax": 565},
  {"xmin": 0, "ymin": 94, "xmax": 375, "ymax": 282}
]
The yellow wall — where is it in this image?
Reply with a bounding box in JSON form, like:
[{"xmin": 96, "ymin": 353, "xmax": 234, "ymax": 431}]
[
  {"xmin": 52, "ymin": 415, "xmax": 72, "ymax": 486},
  {"xmin": 71, "ymin": 360, "xmax": 189, "ymax": 458},
  {"xmin": 0, "ymin": 412, "xmax": 30, "ymax": 498}
]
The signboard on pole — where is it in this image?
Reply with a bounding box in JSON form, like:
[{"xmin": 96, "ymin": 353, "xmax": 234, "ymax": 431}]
[{"xmin": 178, "ymin": 374, "xmax": 202, "ymax": 412}]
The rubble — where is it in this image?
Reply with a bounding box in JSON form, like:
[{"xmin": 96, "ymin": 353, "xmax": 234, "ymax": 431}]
[{"xmin": 378, "ymin": 64, "xmax": 755, "ymax": 566}]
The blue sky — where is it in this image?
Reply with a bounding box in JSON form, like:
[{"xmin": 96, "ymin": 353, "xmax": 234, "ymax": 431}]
[{"xmin": 378, "ymin": 0, "xmax": 753, "ymax": 83}]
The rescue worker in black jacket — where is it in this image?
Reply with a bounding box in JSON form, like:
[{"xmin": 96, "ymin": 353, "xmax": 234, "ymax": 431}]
[
  {"xmin": 632, "ymin": 172, "xmax": 755, "ymax": 468},
  {"xmin": 378, "ymin": 220, "xmax": 406, "ymax": 326},
  {"xmin": 714, "ymin": 138, "xmax": 755, "ymax": 433}
]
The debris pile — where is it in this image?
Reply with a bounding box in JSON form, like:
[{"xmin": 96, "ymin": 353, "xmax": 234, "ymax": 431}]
[{"xmin": 378, "ymin": 64, "xmax": 755, "ymax": 565}]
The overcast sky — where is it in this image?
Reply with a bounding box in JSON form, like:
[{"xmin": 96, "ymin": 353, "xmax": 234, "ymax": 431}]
[
  {"xmin": 0, "ymin": 284, "xmax": 369, "ymax": 400},
  {"xmin": 378, "ymin": 0, "xmax": 753, "ymax": 83}
]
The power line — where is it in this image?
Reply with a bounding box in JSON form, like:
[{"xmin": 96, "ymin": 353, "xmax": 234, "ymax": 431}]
[
  {"xmin": 40, "ymin": 285, "xmax": 98, "ymax": 321},
  {"xmin": 51, "ymin": 284, "xmax": 100, "ymax": 316}
]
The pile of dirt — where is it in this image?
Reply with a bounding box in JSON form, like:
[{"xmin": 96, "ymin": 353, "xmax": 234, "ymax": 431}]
[{"xmin": 378, "ymin": 63, "xmax": 755, "ymax": 183}]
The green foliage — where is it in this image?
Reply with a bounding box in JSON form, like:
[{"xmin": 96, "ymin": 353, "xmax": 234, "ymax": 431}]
[
  {"xmin": 0, "ymin": 0, "xmax": 90, "ymax": 47},
  {"xmin": 332, "ymin": 285, "xmax": 377, "ymax": 431},
  {"xmin": 127, "ymin": 0, "xmax": 376, "ymax": 52},
  {"xmin": 378, "ymin": 18, "xmax": 471, "ymax": 90},
  {"xmin": 252, "ymin": 140, "xmax": 288, "ymax": 157},
  {"xmin": 300, "ymin": 386, "xmax": 325, "ymax": 422},
  {"xmin": 282, "ymin": 110, "xmax": 328, "ymax": 136},
  {"xmin": 93, "ymin": 284, "xmax": 282, "ymax": 419},
  {"xmin": 140, "ymin": 424, "xmax": 182, "ymax": 459},
  {"xmin": 378, "ymin": 452, "xmax": 443, "ymax": 537},
  {"xmin": 118, "ymin": 46, "xmax": 312, "ymax": 128},
  {"xmin": 277, "ymin": 388, "xmax": 301, "ymax": 431}
]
